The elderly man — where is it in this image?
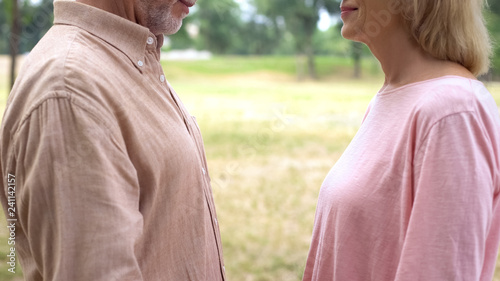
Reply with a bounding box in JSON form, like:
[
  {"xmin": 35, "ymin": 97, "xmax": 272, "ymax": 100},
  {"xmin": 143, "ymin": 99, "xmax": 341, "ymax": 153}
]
[{"xmin": 0, "ymin": 0, "xmax": 225, "ymax": 280}]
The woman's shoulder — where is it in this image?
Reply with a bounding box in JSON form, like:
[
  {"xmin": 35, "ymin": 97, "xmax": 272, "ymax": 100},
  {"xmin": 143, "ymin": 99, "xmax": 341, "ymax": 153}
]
[
  {"xmin": 410, "ymin": 76, "xmax": 494, "ymax": 119},
  {"xmin": 377, "ymin": 76, "xmax": 495, "ymax": 122},
  {"xmin": 372, "ymin": 75, "xmax": 499, "ymax": 136}
]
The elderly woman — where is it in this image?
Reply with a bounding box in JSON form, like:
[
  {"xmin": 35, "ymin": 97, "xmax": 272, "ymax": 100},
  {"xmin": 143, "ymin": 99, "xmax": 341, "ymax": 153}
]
[{"xmin": 303, "ymin": 0, "xmax": 500, "ymax": 280}]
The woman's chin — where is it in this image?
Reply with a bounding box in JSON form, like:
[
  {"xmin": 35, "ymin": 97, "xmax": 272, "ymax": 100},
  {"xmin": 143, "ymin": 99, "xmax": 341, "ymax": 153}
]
[{"xmin": 341, "ymin": 27, "xmax": 363, "ymax": 43}]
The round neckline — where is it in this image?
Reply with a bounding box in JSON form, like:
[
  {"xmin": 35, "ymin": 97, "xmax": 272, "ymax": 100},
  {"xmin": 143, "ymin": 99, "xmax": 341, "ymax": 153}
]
[{"xmin": 377, "ymin": 75, "xmax": 481, "ymax": 96}]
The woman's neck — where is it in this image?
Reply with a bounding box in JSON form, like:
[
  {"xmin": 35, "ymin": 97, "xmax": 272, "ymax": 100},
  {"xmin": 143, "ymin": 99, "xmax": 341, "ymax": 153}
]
[{"xmin": 365, "ymin": 28, "xmax": 475, "ymax": 92}]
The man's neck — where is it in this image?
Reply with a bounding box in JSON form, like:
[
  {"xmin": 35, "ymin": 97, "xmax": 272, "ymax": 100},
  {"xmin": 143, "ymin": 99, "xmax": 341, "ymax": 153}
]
[
  {"xmin": 75, "ymin": 0, "xmax": 165, "ymax": 53},
  {"xmin": 75, "ymin": 0, "xmax": 143, "ymax": 27}
]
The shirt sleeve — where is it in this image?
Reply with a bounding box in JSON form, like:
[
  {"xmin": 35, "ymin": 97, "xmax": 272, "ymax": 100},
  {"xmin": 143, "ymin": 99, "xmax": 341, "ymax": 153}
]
[
  {"xmin": 11, "ymin": 97, "xmax": 144, "ymax": 280},
  {"xmin": 394, "ymin": 112, "xmax": 497, "ymax": 280}
]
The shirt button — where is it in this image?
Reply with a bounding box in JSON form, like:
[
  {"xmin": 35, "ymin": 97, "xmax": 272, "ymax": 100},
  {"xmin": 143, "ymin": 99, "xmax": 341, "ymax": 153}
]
[
  {"xmin": 147, "ymin": 37, "xmax": 154, "ymax": 45},
  {"xmin": 202, "ymin": 167, "xmax": 206, "ymax": 175},
  {"xmin": 214, "ymin": 218, "xmax": 218, "ymax": 225},
  {"xmin": 160, "ymin": 75, "xmax": 165, "ymax": 82},
  {"xmin": 138, "ymin": 60, "xmax": 144, "ymax": 67},
  {"xmin": 223, "ymin": 265, "xmax": 225, "ymax": 272}
]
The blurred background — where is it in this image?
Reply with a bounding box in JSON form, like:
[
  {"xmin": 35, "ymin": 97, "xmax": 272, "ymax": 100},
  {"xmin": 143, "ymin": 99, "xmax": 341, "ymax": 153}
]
[{"xmin": 0, "ymin": 0, "xmax": 500, "ymax": 280}]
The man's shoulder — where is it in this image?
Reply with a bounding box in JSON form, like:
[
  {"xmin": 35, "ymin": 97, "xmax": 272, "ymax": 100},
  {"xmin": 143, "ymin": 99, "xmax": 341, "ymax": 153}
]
[
  {"xmin": 14, "ymin": 22, "xmax": 137, "ymax": 102},
  {"xmin": 26, "ymin": 23, "xmax": 132, "ymax": 83},
  {"xmin": 5, "ymin": 25, "xmax": 133, "ymax": 137}
]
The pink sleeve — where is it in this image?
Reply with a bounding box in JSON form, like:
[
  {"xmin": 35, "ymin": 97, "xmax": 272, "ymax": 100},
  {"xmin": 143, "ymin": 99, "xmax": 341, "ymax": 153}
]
[
  {"xmin": 394, "ymin": 112, "xmax": 497, "ymax": 280},
  {"xmin": 361, "ymin": 97, "xmax": 375, "ymax": 123}
]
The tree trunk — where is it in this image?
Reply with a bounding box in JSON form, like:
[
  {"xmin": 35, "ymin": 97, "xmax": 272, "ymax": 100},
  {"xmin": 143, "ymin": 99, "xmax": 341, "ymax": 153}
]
[
  {"xmin": 352, "ymin": 41, "xmax": 362, "ymax": 79},
  {"xmin": 296, "ymin": 54, "xmax": 306, "ymax": 81},
  {"xmin": 9, "ymin": 0, "xmax": 21, "ymax": 91},
  {"xmin": 305, "ymin": 33, "xmax": 317, "ymax": 80}
]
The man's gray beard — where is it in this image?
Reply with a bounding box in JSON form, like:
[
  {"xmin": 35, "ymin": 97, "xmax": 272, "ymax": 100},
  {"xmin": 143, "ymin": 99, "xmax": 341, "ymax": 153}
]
[{"xmin": 147, "ymin": 5, "xmax": 183, "ymax": 35}]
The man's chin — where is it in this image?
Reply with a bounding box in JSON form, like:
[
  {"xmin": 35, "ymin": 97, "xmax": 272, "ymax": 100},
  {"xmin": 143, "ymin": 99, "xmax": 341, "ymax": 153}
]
[
  {"xmin": 151, "ymin": 19, "xmax": 183, "ymax": 36},
  {"xmin": 163, "ymin": 22, "xmax": 183, "ymax": 36}
]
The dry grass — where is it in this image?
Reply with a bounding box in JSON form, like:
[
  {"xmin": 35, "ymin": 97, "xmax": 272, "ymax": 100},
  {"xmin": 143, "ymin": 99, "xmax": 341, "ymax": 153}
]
[{"xmin": 0, "ymin": 55, "xmax": 499, "ymax": 280}]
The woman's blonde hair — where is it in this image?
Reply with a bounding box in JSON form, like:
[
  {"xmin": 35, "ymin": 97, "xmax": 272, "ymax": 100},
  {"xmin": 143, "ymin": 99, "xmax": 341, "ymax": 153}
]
[{"xmin": 402, "ymin": 0, "xmax": 491, "ymax": 76}]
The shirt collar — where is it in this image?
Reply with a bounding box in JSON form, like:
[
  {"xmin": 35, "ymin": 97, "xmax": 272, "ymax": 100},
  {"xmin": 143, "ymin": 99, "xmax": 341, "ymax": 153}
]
[{"xmin": 53, "ymin": 1, "xmax": 161, "ymax": 66}]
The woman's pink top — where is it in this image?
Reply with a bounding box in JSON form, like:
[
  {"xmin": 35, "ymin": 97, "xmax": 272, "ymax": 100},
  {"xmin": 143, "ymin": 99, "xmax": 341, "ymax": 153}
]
[{"xmin": 303, "ymin": 76, "xmax": 500, "ymax": 281}]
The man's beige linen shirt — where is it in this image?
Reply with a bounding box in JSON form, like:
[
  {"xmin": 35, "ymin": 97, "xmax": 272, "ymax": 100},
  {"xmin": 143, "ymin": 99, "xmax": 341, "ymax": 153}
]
[{"xmin": 0, "ymin": 1, "xmax": 225, "ymax": 280}]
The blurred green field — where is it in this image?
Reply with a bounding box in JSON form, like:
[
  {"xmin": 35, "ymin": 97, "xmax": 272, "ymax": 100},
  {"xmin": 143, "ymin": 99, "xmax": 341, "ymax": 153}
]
[{"xmin": 0, "ymin": 55, "xmax": 499, "ymax": 280}]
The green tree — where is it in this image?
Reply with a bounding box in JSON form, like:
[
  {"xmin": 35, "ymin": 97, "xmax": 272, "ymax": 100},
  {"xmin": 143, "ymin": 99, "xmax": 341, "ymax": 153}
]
[
  {"xmin": 313, "ymin": 25, "xmax": 349, "ymax": 56},
  {"xmin": 490, "ymin": 0, "xmax": 500, "ymax": 14},
  {"xmin": 5, "ymin": 0, "xmax": 21, "ymax": 90},
  {"xmin": 195, "ymin": 0, "xmax": 243, "ymax": 54},
  {"xmin": 313, "ymin": 23, "xmax": 365, "ymax": 78},
  {"xmin": 167, "ymin": 11, "xmax": 196, "ymax": 50},
  {"xmin": 2, "ymin": 0, "xmax": 54, "ymax": 90},
  {"xmin": 251, "ymin": 0, "xmax": 340, "ymax": 79},
  {"xmin": 487, "ymin": 1, "xmax": 500, "ymax": 78},
  {"xmin": 19, "ymin": 0, "xmax": 53, "ymax": 53},
  {"xmin": 0, "ymin": 1, "xmax": 9, "ymax": 54},
  {"xmin": 234, "ymin": 17, "xmax": 285, "ymax": 55}
]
